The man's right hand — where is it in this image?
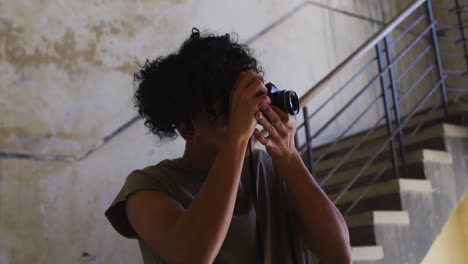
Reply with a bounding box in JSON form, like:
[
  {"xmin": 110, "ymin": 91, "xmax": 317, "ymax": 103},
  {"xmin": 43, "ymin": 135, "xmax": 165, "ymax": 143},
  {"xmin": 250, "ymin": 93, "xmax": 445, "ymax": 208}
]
[{"xmin": 227, "ymin": 71, "xmax": 271, "ymax": 142}]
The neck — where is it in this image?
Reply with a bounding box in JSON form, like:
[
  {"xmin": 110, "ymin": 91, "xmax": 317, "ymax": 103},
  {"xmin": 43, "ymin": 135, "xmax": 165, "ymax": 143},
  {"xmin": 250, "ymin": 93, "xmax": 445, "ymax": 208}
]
[{"xmin": 181, "ymin": 142, "xmax": 217, "ymax": 172}]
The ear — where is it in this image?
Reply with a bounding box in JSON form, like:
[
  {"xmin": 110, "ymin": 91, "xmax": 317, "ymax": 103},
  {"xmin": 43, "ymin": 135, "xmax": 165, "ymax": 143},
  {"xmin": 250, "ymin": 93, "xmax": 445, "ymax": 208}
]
[{"xmin": 177, "ymin": 121, "xmax": 195, "ymax": 141}]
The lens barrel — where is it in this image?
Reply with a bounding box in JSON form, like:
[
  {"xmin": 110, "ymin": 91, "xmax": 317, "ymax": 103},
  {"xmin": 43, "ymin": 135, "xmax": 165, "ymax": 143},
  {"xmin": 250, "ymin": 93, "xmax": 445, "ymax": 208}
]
[{"xmin": 264, "ymin": 83, "xmax": 300, "ymax": 115}]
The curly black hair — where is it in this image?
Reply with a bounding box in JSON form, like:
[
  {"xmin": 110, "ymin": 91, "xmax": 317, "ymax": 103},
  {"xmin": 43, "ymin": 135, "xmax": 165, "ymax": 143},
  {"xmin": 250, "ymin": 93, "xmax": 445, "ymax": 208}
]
[{"xmin": 133, "ymin": 27, "xmax": 263, "ymax": 142}]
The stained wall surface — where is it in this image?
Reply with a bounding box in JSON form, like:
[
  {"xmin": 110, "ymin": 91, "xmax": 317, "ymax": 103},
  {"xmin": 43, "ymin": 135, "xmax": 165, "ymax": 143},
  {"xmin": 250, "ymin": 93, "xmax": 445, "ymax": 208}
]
[{"xmin": 0, "ymin": 0, "xmax": 446, "ymax": 263}]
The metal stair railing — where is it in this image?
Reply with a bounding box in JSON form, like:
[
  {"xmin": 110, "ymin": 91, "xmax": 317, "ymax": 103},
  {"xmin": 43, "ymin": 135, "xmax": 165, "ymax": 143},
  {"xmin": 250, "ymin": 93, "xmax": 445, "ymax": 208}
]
[
  {"xmin": 434, "ymin": 0, "xmax": 468, "ymax": 95},
  {"xmin": 283, "ymin": 0, "xmax": 449, "ymax": 215}
]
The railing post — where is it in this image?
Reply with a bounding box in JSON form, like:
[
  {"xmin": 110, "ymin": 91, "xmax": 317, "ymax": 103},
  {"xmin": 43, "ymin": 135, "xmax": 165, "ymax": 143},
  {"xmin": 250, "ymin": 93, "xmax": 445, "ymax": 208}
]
[
  {"xmin": 376, "ymin": 42, "xmax": 400, "ymax": 179},
  {"xmin": 454, "ymin": 0, "xmax": 468, "ymax": 73},
  {"xmin": 302, "ymin": 107, "xmax": 315, "ymax": 175},
  {"xmin": 384, "ymin": 36, "xmax": 408, "ymax": 178},
  {"xmin": 426, "ymin": 0, "xmax": 449, "ymax": 118}
]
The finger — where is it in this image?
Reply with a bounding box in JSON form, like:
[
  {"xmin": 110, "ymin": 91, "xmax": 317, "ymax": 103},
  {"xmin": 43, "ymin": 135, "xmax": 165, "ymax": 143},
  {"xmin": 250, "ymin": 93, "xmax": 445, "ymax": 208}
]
[
  {"xmin": 255, "ymin": 110, "xmax": 281, "ymax": 139},
  {"xmin": 270, "ymin": 105, "xmax": 297, "ymax": 129},
  {"xmin": 255, "ymin": 95, "xmax": 271, "ymax": 108},
  {"xmin": 260, "ymin": 104, "xmax": 288, "ymax": 136},
  {"xmin": 270, "ymin": 105, "xmax": 288, "ymax": 120}
]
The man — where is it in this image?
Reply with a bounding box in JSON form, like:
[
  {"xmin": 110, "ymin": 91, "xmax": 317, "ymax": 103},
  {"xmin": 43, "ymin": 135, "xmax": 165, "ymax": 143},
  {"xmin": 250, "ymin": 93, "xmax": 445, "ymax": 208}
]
[{"xmin": 105, "ymin": 28, "xmax": 351, "ymax": 264}]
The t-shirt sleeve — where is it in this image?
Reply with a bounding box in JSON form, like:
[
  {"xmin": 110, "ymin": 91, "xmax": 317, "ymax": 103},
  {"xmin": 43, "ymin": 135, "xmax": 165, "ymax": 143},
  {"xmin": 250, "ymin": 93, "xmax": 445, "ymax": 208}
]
[{"xmin": 104, "ymin": 168, "xmax": 169, "ymax": 239}]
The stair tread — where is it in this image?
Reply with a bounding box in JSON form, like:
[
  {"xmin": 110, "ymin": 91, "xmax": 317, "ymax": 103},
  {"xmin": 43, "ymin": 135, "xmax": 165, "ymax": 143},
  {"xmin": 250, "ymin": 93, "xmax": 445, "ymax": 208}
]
[
  {"xmin": 346, "ymin": 210, "xmax": 410, "ymax": 228},
  {"xmin": 312, "ymin": 122, "xmax": 464, "ymax": 172},
  {"xmin": 317, "ymin": 149, "xmax": 451, "ymax": 188},
  {"xmin": 330, "ymin": 178, "xmax": 432, "ymax": 205},
  {"xmin": 306, "ymin": 103, "xmax": 468, "ymax": 159},
  {"xmin": 352, "ymin": 246, "xmax": 384, "ymax": 261}
]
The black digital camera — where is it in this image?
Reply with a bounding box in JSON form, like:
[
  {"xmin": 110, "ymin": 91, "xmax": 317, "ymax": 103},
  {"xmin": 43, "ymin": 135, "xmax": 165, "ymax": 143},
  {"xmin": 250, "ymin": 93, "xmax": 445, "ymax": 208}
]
[{"xmin": 262, "ymin": 82, "xmax": 300, "ymax": 115}]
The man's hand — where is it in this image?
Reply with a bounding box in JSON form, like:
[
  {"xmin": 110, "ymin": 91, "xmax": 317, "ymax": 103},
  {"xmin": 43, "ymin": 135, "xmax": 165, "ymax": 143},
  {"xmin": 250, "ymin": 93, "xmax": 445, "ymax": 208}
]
[
  {"xmin": 253, "ymin": 103, "xmax": 298, "ymax": 162},
  {"xmin": 228, "ymin": 71, "xmax": 271, "ymax": 143},
  {"xmin": 255, "ymin": 103, "xmax": 352, "ymax": 263}
]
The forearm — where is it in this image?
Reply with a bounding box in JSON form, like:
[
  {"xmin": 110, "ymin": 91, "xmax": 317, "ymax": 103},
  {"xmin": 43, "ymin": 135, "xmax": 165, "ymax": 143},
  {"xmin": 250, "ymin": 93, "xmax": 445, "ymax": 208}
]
[
  {"xmin": 171, "ymin": 136, "xmax": 248, "ymax": 263},
  {"xmin": 274, "ymin": 151, "xmax": 351, "ymax": 263}
]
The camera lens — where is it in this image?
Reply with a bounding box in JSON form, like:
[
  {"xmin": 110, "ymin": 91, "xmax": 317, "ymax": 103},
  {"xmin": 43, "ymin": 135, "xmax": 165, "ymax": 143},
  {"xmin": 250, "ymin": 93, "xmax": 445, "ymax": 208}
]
[
  {"xmin": 285, "ymin": 91, "xmax": 299, "ymax": 115},
  {"xmin": 264, "ymin": 82, "xmax": 300, "ymax": 116},
  {"xmin": 274, "ymin": 90, "xmax": 299, "ymax": 116}
]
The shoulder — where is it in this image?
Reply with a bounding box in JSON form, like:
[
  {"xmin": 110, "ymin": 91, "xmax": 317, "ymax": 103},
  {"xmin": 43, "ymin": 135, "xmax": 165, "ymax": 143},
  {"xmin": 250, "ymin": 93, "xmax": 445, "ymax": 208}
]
[
  {"xmin": 123, "ymin": 157, "xmax": 186, "ymax": 188},
  {"xmin": 104, "ymin": 160, "xmax": 175, "ymax": 238}
]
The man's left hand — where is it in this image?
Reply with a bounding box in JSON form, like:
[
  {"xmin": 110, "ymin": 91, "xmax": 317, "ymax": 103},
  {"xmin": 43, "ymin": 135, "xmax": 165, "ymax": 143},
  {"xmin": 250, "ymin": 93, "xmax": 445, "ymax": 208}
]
[{"xmin": 253, "ymin": 102, "xmax": 298, "ymax": 162}]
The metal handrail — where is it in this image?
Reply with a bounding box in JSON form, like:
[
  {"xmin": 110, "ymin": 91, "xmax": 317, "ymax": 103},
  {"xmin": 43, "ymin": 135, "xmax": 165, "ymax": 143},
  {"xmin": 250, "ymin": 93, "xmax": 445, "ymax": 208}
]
[
  {"xmin": 332, "ymin": 76, "xmax": 447, "ymax": 205},
  {"xmin": 290, "ymin": 0, "xmax": 449, "ymax": 216},
  {"xmin": 433, "ymin": 0, "xmax": 468, "ymax": 94},
  {"xmin": 300, "ymin": 21, "xmax": 436, "ymax": 147},
  {"xmin": 299, "ymin": 0, "xmax": 426, "ymax": 108}
]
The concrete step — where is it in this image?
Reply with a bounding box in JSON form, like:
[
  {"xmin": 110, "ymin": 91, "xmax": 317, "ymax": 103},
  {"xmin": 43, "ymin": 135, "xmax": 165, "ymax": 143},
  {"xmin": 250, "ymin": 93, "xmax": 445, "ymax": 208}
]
[
  {"xmin": 348, "ymin": 211, "xmax": 410, "ymax": 246},
  {"xmin": 311, "ymin": 123, "xmax": 467, "ymax": 176},
  {"xmin": 343, "ymin": 149, "xmax": 460, "ymax": 264},
  {"xmin": 346, "ymin": 210, "xmax": 410, "ymax": 229},
  {"xmin": 304, "ymin": 103, "xmax": 468, "ymax": 163},
  {"xmin": 331, "ymin": 178, "xmax": 432, "ymax": 215},
  {"xmin": 331, "ymin": 178, "xmax": 432, "ymax": 206},
  {"xmin": 318, "ymin": 149, "xmax": 452, "ymax": 193},
  {"xmin": 352, "ymin": 246, "xmax": 384, "ymax": 262}
]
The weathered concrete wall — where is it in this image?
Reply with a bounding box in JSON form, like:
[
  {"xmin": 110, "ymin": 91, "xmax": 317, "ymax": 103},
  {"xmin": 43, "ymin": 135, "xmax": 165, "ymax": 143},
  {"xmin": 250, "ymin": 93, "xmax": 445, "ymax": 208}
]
[{"xmin": 0, "ymin": 0, "xmax": 434, "ymax": 263}]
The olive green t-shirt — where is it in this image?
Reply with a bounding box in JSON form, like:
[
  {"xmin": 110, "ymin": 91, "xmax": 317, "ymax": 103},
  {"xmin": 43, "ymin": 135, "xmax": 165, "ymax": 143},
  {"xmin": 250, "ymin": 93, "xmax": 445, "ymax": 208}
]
[{"xmin": 105, "ymin": 149, "xmax": 317, "ymax": 263}]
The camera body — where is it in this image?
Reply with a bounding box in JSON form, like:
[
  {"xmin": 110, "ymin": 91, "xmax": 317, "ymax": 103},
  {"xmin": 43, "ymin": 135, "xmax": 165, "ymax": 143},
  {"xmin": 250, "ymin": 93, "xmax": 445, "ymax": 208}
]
[{"xmin": 264, "ymin": 82, "xmax": 300, "ymax": 115}]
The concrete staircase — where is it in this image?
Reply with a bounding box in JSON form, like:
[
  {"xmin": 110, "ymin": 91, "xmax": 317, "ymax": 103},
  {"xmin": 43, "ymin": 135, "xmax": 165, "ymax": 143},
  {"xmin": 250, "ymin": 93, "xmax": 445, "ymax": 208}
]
[{"xmin": 300, "ymin": 102, "xmax": 468, "ymax": 263}]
